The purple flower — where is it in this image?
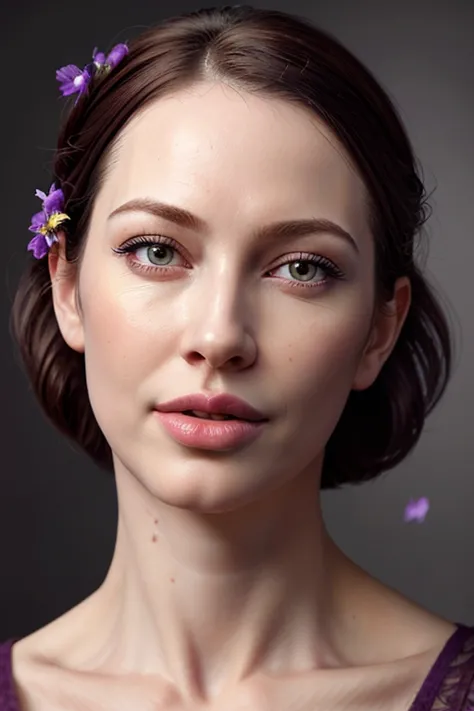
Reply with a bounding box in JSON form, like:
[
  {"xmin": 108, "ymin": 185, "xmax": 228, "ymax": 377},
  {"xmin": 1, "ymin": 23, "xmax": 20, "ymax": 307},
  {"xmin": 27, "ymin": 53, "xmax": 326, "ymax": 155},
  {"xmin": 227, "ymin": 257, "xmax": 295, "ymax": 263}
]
[
  {"xmin": 56, "ymin": 63, "xmax": 94, "ymax": 99},
  {"xmin": 404, "ymin": 497, "xmax": 430, "ymax": 523},
  {"xmin": 104, "ymin": 43, "xmax": 129, "ymax": 69},
  {"xmin": 27, "ymin": 183, "xmax": 70, "ymax": 259},
  {"xmin": 56, "ymin": 43, "xmax": 128, "ymax": 100},
  {"xmin": 34, "ymin": 184, "xmax": 65, "ymax": 215}
]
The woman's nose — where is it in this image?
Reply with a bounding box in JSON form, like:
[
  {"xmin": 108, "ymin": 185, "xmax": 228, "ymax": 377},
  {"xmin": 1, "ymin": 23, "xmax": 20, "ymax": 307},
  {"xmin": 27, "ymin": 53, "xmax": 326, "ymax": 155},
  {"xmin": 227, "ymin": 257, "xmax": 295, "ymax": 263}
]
[{"xmin": 178, "ymin": 278, "xmax": 258, "ymax": 372}]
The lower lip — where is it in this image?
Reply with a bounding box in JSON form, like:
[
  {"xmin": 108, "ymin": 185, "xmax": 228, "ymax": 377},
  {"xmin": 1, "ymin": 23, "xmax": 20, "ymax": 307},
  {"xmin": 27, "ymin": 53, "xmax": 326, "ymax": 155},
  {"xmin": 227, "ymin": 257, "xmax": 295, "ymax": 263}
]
[{"xmin": 154, "ymin": 412, "xmax": 266, "ymax": 451}]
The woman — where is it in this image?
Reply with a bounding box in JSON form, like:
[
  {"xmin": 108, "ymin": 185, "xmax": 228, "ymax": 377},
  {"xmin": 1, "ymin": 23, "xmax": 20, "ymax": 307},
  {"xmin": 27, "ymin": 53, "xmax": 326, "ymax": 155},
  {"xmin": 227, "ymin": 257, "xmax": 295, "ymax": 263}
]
[{"xmin": 2, "ymin": 5, "xmax": 473, "ymax": 710}]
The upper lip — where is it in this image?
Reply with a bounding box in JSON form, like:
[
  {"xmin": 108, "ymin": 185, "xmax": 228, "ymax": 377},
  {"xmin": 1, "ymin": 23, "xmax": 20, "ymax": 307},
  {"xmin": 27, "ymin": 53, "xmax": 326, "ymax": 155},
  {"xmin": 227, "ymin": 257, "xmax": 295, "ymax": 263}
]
[{"xmin": 155, "ymin": 393, "xmax": 268, "ymax": 422}]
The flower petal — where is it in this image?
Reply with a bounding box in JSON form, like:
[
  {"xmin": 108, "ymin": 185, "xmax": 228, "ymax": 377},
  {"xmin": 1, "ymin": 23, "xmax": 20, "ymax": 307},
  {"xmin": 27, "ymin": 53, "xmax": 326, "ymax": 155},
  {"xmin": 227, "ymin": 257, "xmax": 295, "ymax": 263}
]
[
  {"xmin": 82, "ymin": 64, "xmax": 94, "ymax": 83},
  {"xmin": 92, "ymin": 47, "xmax": 106, "ymax": 66},
  {"xmin": 43, "ymin": 188, "xmax": 65, "ymax": 215},
  {"xmin": 45, "ymin": 233, "xmax": 59, "ymax": 248},
  {"xmin": 404, "ymin": 497, "xmax": 430, "ymax": 523},
  {"xmin": 28, "ymin": 210, "xmax": 47, "ymax": 232},
  {"xmin": 106, "ymin": 43, "xmax": 128, "ymax": 69},
  {"xmin": 56, "ymin": 63, "xmax": 82, "ymax": 83},
  {"xmin": 35, "ymin": 189, "xmax": 48, "ymax": 201},
  {"xmin": 27, "ymin": 233, "xmax": 49, "ymax": 259}
]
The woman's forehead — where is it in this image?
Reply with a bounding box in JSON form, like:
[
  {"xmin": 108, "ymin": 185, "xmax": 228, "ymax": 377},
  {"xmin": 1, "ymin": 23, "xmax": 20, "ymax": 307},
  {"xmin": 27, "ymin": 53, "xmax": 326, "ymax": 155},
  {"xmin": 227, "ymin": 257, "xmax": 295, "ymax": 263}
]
[
  {"xmin": 115, "ymin": 83, "xmax": 360, "ymax": 180},
  {"xmin": 98, "ymin": 83, "xmax": 368, "ymax": 238}
]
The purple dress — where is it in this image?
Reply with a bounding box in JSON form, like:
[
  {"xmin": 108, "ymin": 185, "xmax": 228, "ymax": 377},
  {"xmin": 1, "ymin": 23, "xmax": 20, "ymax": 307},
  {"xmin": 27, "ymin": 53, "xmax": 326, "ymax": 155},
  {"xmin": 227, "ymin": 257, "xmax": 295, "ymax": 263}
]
[{"xmin": 1, "ymin": 624, "xmax": 473, "ymax": 710}]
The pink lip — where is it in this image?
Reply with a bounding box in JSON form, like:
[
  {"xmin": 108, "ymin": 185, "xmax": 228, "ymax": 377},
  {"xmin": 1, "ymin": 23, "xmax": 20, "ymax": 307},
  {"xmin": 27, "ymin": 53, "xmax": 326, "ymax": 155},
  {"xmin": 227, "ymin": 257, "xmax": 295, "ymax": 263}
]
[
  {"xmin": 154, "ymin": 393, "xmax": 267, "ymax": 422},
  {"xmin": 153, "ymin": 393, "xmax": 268, "ymax": 451},
  {"xmin": 154, "ymin": 412, "xmax": 266, "ymax": 451}
]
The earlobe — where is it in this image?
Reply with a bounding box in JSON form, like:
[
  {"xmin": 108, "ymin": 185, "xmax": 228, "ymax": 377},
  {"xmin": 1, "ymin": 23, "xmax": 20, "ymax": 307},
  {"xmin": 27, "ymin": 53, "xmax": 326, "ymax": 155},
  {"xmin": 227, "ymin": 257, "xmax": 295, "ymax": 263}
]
[
  {"xmin": 352, "ymin": 276, "xmax": 411, "ymax": 391},
  {"xmin": 48, "ymin": 233, "xmax": 85, "ymax": 354}
]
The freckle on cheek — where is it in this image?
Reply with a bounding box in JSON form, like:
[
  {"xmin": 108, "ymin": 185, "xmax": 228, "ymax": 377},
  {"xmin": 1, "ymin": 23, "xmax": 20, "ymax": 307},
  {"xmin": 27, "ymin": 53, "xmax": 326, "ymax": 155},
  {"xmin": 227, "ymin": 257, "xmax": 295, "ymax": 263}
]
[
  {"xmin": 170, "ymin": 578, "xmax": 175, "ymax": 583},
  {"xmin": 152, "ymin": 534, "xmax": 158, "ymax": 543}
]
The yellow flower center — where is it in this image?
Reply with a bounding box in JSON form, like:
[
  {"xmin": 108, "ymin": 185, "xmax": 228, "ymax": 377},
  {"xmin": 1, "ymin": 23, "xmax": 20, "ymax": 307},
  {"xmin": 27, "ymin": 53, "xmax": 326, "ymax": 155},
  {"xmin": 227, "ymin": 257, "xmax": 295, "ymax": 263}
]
[{"xmin": 39, "ymin": 212, "xmax": 70, "ymax": 235}]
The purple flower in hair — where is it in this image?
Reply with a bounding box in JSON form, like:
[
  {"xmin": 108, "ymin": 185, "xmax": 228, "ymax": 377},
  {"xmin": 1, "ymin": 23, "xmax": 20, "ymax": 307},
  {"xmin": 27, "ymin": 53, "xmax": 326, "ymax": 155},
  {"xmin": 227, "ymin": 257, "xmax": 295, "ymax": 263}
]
[
  {"xmin": 404, "ymin": 497, "xmax": 430, "ymax": 523},
  {"xmin": 94, "ymin": 43, "xmax": 129, "ymax": 70},
  {"xmin": 56, "ymin": 63, "xmax": 94, "ymax": 101},
  {"xmin": 27, "ymin": 183, "xmax": 70, "ymax": 259},
  {"xmin": 56, "ymin": 43, "xmax": 128, "ymax": 101},
  {"xmin": 92, "ymin": 48, "xmax": 107, "ymax": 67}
]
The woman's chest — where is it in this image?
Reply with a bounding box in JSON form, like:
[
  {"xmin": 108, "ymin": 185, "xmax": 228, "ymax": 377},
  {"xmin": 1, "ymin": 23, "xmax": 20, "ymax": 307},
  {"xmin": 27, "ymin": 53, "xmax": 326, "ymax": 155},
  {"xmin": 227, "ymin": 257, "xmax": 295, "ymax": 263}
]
[{"xmin": 15, "ymin": 651, "xmax": 437, "ymax": 711}]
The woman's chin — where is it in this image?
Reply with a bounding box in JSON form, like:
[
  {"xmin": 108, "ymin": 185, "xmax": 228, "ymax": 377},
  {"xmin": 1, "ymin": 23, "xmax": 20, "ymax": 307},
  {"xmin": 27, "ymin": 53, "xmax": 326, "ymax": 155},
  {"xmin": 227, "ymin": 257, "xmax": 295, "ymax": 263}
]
[
  {"xmin": 112, "ymin": 438, "xmax": 293, "ymax": 514},
  {"xmin": 120, "ymin": 459, "xmax": 264, "ymax": 514},
  {"xmin": 148, "ymin": 480, "xmax": 266, "ymax": 515}
]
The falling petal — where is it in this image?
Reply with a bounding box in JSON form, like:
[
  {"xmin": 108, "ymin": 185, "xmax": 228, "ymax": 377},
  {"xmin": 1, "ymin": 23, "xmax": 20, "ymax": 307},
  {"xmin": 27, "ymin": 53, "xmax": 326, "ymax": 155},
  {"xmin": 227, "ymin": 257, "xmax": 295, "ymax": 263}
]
[{"xmin": 404, "ymin": 497, "xmax": 430, "ymax": 523}]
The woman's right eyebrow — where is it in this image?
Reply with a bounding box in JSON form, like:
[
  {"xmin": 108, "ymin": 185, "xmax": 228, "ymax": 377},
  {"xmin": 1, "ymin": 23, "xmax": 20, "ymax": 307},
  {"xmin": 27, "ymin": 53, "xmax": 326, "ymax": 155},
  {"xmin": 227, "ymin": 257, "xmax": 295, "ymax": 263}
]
[{"xmin": 108, "ymin": 198, "xmax": 206, "ymax": 232}]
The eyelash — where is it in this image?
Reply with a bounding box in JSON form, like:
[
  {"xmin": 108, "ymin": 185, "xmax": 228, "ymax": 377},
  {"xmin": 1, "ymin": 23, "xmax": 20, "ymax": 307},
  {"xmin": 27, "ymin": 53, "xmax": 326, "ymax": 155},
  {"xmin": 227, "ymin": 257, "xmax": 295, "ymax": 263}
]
[{"xmin": 112, "ymin": 234, "xmax": 345, "ymax": 289}]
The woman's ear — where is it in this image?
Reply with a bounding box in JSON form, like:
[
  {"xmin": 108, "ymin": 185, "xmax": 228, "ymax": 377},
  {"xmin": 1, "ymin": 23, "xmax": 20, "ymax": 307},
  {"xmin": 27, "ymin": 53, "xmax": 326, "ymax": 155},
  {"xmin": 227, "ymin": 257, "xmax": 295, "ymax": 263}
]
[
  {"xmin": 352, "ymin": 276, "xmax": 411, "ymax": 391},
  {"xmin": 48, "ymin": 232, "xmax": 85, "ymax": 353}
]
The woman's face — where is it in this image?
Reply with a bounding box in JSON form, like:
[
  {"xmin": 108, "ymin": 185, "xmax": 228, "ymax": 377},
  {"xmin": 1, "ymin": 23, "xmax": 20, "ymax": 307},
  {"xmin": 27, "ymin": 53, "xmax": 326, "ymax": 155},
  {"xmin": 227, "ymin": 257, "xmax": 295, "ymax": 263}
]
[{"xmin": 53, "ymin": 82, "xmax": 407, "ymax": 512}]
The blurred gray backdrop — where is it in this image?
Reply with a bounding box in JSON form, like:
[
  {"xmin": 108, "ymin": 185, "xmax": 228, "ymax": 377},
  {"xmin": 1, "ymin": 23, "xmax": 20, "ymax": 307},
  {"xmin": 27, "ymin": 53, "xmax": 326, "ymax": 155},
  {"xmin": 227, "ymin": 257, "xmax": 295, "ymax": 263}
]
[{"xmin": 0, "ymin": 0, "xmax": 472, "ymax": 640}]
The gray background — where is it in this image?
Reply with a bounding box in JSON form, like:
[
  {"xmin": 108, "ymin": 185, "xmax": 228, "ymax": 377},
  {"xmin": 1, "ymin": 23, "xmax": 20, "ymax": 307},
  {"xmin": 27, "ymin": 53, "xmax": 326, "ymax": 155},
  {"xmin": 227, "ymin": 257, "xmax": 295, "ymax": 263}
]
[{"xmin": 1, "ymin": 0, "xmax": 472, "ymax": 641}]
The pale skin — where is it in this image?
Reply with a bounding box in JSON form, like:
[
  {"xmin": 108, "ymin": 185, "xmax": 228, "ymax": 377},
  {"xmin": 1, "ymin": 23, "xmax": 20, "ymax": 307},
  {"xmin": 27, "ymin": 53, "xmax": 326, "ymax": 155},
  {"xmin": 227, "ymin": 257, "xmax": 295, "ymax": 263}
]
[{"xmin": 12, "ymin": 82, "xmax": 456, "ymax": 710}]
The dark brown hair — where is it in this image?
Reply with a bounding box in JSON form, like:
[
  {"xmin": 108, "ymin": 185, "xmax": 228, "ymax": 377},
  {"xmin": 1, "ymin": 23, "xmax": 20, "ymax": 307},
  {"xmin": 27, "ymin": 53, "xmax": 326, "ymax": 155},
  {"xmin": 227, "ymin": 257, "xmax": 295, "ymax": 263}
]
[{"xmin": 11, "ymin": 5, "xmax": 453, "ymax": 489}]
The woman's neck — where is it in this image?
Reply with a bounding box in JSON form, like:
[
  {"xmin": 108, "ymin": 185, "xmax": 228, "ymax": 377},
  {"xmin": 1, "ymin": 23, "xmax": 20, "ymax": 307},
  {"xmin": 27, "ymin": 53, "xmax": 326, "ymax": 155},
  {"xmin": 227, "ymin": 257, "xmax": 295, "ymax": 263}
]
[{"xmin": 53, "ymin": 461, "xmax": 367, "ymax": 702}]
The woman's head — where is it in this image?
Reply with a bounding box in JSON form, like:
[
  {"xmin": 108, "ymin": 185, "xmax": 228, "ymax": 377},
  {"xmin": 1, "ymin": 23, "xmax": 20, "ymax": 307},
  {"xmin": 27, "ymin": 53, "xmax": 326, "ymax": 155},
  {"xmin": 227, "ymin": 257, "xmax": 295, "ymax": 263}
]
[{"xmin": 12, "ymin": 5, "xmax": 452, "ymax": 500}]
